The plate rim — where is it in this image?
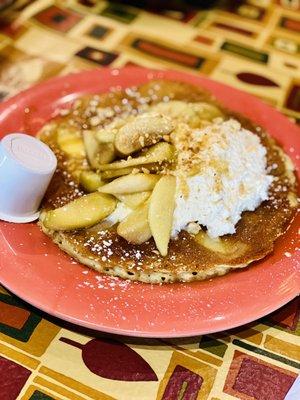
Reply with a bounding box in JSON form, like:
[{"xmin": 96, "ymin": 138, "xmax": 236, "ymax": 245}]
[{"xmin": 1, "ymin": 280, "xmax": 298, "ymax": 338}]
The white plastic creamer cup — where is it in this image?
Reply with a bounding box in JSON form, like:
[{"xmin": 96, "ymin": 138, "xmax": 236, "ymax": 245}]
[{"xmin": 0, "ymin": 133, "xmax": 57, "ymax": 223}]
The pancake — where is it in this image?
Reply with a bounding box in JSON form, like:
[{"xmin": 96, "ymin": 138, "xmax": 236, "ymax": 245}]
[{"xmin": 38, "ymin": 80, "xmax": 298, "ymax": 283}]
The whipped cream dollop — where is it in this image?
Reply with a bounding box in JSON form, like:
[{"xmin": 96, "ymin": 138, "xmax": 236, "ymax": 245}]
[{"xmin": 171, "ymin": 119, "xmax": 273, "ymax": 238}]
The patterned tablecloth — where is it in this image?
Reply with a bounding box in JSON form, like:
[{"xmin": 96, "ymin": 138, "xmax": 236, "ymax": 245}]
[{"xmin": 0, "ymin": 1, "xmax": 299, "ymax": 399}]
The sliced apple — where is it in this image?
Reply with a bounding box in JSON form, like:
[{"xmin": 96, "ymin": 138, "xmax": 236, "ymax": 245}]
[
  {"xmin": 98, "ymin": 143, "xmax": 115, "ymax": 165},
  {"xmin": 117, "ymin": 202, "xmax": 151, "ymax": 244},
  {"xmin": 80, "ymin": 171, "xmax": 103, "ymax": 192},
  {"xmin": 42, "ymin": 192, "xmax": 116, "ymax": 231},
  {"xmin": 97, "ymin": 142, "xmax": 175, "ymax": 171},
  {"xmin": 194, "ymin": 231, "xmax": 248, "ymax": 258},
  {"xmin": 114, "ymin": 113, "xmax": 174, "ymax": 155},
  {"xmin": 57, "ymin": 127, "xmax": 85, "ymax": 158},
  {"xmin": 194, "ymin": 231, "xmax": 228, "ymax": 253},
  {"xmin": 143, "ymin": 142, "xmax": 175, "ymax": 159},
  {"xmin": 96, "ymin": 129, "xmax": 116, "ymax": 144},
  {"xmin": 83, "ymin": 130, "xmax": 115, "ymax": 168},
  {"xmin": 101, "ymin": 166, "xmax": 138, "ymax": 180},
  {"xmin": 101, "ymin": 163, "xmax": 159, "ymax": 180},
  {"xmin": 99, "ymin": 173, "xmax": 160, "ymax": 195},
  {"xmin": 83, "ymin": 130, "xmax": 100, "ymax": 168},
  {"xmin": 150, "ymin": 101, "xmax": 223, "ymax": 128},
  {"xmin": 116, "ymin": 191, "xmax": 151, "ymax": 208},
  {"xmin": 192, "ymin": 102, "xmax": 223, "ymax": 122},
  {"xmin": 148, "ymin": 175, "xmax": 176, "ymax": 256}
]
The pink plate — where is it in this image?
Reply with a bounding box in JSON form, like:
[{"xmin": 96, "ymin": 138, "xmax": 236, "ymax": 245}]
[{"xmin": 0, "ymin": 67, "xmax": 299, "ymax": 337}]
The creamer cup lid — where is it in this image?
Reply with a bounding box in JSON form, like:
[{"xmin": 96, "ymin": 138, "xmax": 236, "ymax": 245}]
[{"xmin": 1, "ymin": 133, "xmax": 57, "ymax": 174}]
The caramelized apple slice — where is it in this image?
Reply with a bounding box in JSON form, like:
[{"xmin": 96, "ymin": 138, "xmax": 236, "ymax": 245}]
[
  {"xmin": 98, "ymin": 143, "xmax": 115, "ymax": 164},
  {"xmin": 150, "ymin": 101, "xmax": 223, "ymax": 128},
  {"xmin": 101, "ymin": 166, "xmax": 137, "ymax": 180},
  {"xmin": 117, "ymin": 202, "xmax": 151, "ymax": 244},
  {"xmin": 83, "ymin": 130, "xmax": 98, "ymax": 168},
  {"xmin": 114, "ymin": 113, "xmax": 174, "ymax": 155},
  {"xmin": 193, "ymin": 102, "xmax": 223, "ymax": 121},
  {"xmin": 80, "ymin": 171, "xmax": 103, "ymax": 192},
  {"xmin": 194, "ymin": 231, "xmax": 248, "ymax": 258},
  {"xmin": 57, "ymin": 127, "xmax": 85, "ymax": 158},
  {"xmin": 83, "ymin": 130, "xmax": 115, "ymax": 168},
  {"xmin": 96, "ymin": 130, "xmax": 116, "ymax": 144},
  {"xmin": 116, "ymin": 191, "xmax": 151, "ymax": 208},
  {"xmin": 148, "ymin": 175, "xmax": 176, "ymax": 256},
  {"xmin": 97, "ymin": 142, "xmax": 175, "ymax": 171},
  {"xmin": 101, "ymin": 163, "xmax": 159, "ymax": 180},
  {"xmin": 143, "ymin": 142, "xmax": 175, "ymax": 159},
  {"xmin": 99, "ymin": 173, "xmax": 160, "ymax": 194},
  {"xmin": 101, "ymin": 163, "xmax": 165, "ymax": 180},
  {"xmin": 42, "ymin": 192, "xmax": 116, "ymax": 231}
]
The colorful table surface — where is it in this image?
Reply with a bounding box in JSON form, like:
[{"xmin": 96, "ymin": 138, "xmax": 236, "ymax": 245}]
[{"xmin": 0, "ymin": 1, "xmax": 299, "ymax": 399}]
